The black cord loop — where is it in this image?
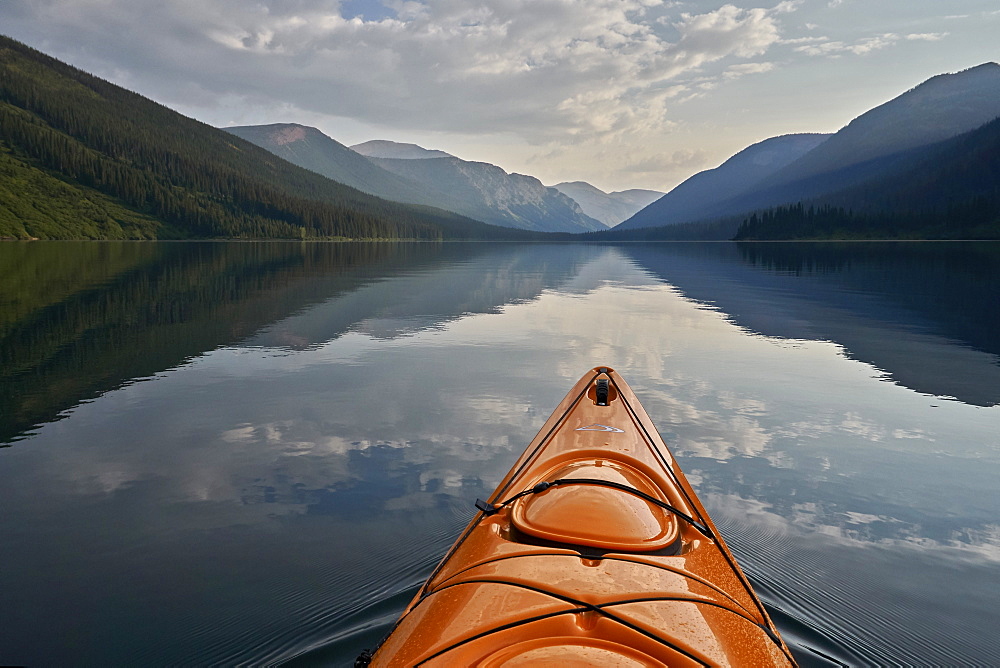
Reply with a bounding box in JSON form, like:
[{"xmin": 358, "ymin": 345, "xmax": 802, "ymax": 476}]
[{"xmin": 476, "ymin": 477, "xmax": 712, "ymax": 537}]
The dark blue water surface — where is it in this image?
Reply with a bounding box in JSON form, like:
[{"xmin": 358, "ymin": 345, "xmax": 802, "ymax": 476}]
[{"xmin": 2, "ymin": 241, "xmax": 998, "ymax": 666}]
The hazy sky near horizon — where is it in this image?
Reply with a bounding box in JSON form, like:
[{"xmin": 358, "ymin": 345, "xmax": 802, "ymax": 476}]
[{"xmin": 4, "ymin": 0, "xmax": 999, "ymax": 192}]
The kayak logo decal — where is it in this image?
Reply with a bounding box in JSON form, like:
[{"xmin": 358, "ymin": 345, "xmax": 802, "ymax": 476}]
[{"xmin": 576, "ymin": 423, "xmax": 624, "ymax": 433}]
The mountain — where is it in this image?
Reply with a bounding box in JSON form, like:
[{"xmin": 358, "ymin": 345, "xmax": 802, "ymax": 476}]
[
  {"xmin": 0, "ymin": 36, "xmax": 537, "ymax": 241},
  {"xmin": 766, "ymin": 62, "xmax": 1000, "ymax": 184},
  {"xmin": 551, "ymin": 181, "xmax": 662, "ymax": 227},
  {"xmin": 350, "ymin": 140, "xmax": 453, "ymax": 160},
  {"xmin": 619, "ymin": 62, "xmax": 1000, "ymax": 234},
  {"xmin": 617, "ymin": 133, "xmax": 829, "ymax": 230},
  {"xmin": 734, "ymin": 116, "xmax": 1000, "ymax": 240},
  {"xmin": 717, "ymin": 62, "xmax": 1000, "ymax": 220},
  {"xmin": 352, "ymin": 141, "xmax": 606, "ymax": 233},
  {"xmin": 224, "ymin": 124, "xmax": 443, "ymax": 208}
]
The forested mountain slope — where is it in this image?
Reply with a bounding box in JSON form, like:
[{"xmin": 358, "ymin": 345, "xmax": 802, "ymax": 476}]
[
  {"xmin": 764, "ymin": 63, "xmax": 1000, "ymax": 186},
  {"xmin": 0, "ymin": 36, "xmax": 536, "ymax": 240},
  {"xmin": 618, "ymin": 63, "xmax": 1000, "ymax": 237},
  {"xmin": 734, "ymin": 116, "xmax": 1000, "ymax": 239}
]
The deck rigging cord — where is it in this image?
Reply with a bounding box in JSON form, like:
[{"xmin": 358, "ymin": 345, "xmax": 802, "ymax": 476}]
[{"xmin": 474, "ymin": 477, "xmax": 712, "ymax": 537}]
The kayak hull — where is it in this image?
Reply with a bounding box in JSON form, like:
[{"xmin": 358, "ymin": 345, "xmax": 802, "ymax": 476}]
[{"xmin": 367, "ymin": 367, "xmax": 795, "ymax": 667}]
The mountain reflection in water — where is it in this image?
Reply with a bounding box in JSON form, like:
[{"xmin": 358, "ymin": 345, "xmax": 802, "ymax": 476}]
[
  {"xmin": 1, "ymin": 241, "xmax": 998, "ymax": 667},
  {"xmin": 624, "ymin": 241, "xmax": 1000, "ymax": 407}
]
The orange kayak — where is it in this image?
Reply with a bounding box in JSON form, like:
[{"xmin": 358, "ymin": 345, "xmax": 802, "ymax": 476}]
[{"xmin": 360, "ymin": 367, "xmax": 797, "ymax": 667}]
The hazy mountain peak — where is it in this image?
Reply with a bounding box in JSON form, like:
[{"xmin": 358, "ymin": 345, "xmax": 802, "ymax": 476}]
[
  {"xmin": 768, "ymin": 62, "xmax": 1000, "ymax": 184},
  {"xmin": 365, "ymin": 154, "xmax": 606, "ymax": 232},
  {"xmin": 351, "ymin": 140, "xmax": 454, "ymax": 160},
  {"xmin": 557, "ymin": 180, "xmax": 606, "ymax": 195},
  {"xmin": 224, "ymin": 125, "xmax": 602, "ymax": 233},
  {"xmin": 223, "ymin": 123, "xmax": 449, "ymax": 208},
  {"xmin": 742, "ymin": 133, "xmax": 830, "ymax": 167},
  {"xmin": 553, "ymin": 181, "xmax": 662, "ymax": 227},
  {"xmin": 717, "ymin": 133, "xmax": 832, "ymax": 170},
  {"xmin": 614, "ymin": 133, "xmax": 829, "ymax": 230},
  {"xmin": 911, "ymin": 62, "xmax": 1000, "ymax": 95}
]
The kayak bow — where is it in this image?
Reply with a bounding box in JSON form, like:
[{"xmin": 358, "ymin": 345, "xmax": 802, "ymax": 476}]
[{"xmin": 363, "ymin": 367, "xmax": 796, "ymax": 667}]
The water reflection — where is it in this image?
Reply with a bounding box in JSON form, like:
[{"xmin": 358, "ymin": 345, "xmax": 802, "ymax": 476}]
[
  {"xmin": 623, "ymin": 241, "xmax": 1000, "ymax": 406},
  {"xmin": 5, "ymin": 241, "xmax": 997, "ymax": 446},
  {"xmin": 1, "ymin": 241, "xmax": 999, "ymax": 666},
  {"xmin": 0, "ymin": 241, "xmax": 417, "ymax": 442},
  {"xmin": 244, "ymin": 243, "xmax": 601, "ymax": 349},
  {"xmin": 0, "ymin": 242, "xmax": 596, "ymax": 443}
]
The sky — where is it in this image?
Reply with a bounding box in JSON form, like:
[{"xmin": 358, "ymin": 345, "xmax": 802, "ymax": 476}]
[{"xmin": 3, "ymin": 0, "xmax": 999, "ymax": 192}]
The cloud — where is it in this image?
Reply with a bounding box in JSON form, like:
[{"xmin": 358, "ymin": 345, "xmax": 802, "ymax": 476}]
[
  {"xmin": 5, "ymin": 0, "xmax": 791, "ymax": 144},
  {"xmin": 793, "ymin": 32, "xmax": 905, "ymax": 57},
  {"xmin": 771, "ymin": 0, "xmax": 803, "ymax": 13},
  {"xmin": 905, "ymin": 32, "xmax": 948, "ymax": 41},
  {"xmin": 792, "ymin": 29, "xmax": 947, "ymax": 58},
  {"xmin": 670, "ymin": 5, "xmax": 782, "ymax": 67},
  {"xmin": 724, "ymin": 61, "xmax": 775, "ymax": 78}
]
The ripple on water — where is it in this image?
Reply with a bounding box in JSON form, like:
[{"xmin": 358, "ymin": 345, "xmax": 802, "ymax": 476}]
[{"xmin": 716, "ymin": 514, "xmax": 996, "ymax": 667}]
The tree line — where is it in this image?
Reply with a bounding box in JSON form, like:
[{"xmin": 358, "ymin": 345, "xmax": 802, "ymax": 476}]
[{"xmin": 733, "ymin": 200, "xmax": 1000, "ymax": 240}]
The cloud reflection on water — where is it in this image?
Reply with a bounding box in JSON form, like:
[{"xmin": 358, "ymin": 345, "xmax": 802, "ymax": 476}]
[{"xmin": 3, "ymin": 242, "xmax": 1000, "ymax": 666}]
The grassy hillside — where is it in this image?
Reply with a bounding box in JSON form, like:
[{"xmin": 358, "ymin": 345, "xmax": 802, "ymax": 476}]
[
  {"xmin": 0, "ymin": 36, "xmax": 539, "ymax": 240},
  {"xmin": 0, "ymin": 144, "xmax": 165, "ymax": 239}
]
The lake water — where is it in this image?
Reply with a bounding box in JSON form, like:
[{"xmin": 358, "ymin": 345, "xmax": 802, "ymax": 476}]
[{"xmin": 1, "ymin": 241, "xmax": 999, "ymax": 666}]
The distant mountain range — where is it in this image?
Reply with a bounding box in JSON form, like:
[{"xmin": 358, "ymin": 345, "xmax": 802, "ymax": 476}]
[
  {"xmin": 0, "ymin": 35, "xmax": 540, "ymax": 241},
  {"xmin": 346, "ymin": 143, "xmax": 660, "ymax": 228},
  {"xmin": 351, "ymin": 140, "xmax": 606, "ymax": 233},
  {"xmin": 617, "ymin": 62, "xmax": 1000, "ymax": 239},
  {"xmin": 228, "ymin": 127, "xmax": 614, "ymax": 233},
  {"xmin": 551, "ymin": 182, "xmax": 662, "ymax": 227},
  {"xmin": 223, "ymin": 124, "xmax": 446, "ymax": 210},
  {"xmin": 618, "ymin": 133, "xmax": 830, "ymax": 230}
]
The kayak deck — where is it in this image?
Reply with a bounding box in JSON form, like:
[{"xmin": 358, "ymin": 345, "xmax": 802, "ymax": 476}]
[{"xmin": 365, "ymin": 367, "xmax": 795, "ymax": 667}]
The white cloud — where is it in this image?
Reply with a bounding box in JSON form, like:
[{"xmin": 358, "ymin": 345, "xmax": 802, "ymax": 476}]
[
  {"xmin": 794, "ymin": 32, "xmax": 903, "ymax": 57},
  {"xmin": 771, "ymin": 0, "xmax": 802, "ymax": 13},
  {"xmin": 6, "ymin": 0, "xmax": 790, "ymax": 145},
  {"xmin": 670, "ymin": 5, "xmax": 782, "ymax": 66},
  {"xmin": 724, "ymin": 61, "xmax": 775, "ymax": 78},
  {"xmin": 906, "ymin": 32, "xmax": 948, "ymax": 41},
  {"xmin": 792, "ymin": 29, "xmax": 947, "ymax": 58}
]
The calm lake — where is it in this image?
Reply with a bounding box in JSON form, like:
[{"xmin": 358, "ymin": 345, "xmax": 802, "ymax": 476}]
[{"xmin": 2, "ymin": 240, "xmax": 999, "ymax": 666}]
